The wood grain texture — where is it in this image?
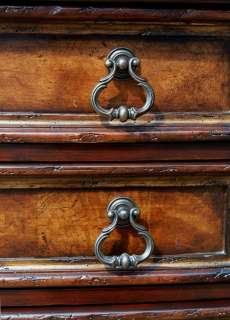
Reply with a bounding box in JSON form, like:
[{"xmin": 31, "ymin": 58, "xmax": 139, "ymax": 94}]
[
  {"xmin": 0, "ymin": 36, "xmax": 228, "ymax": 114},
  {"xmin": 0, "ymin": 186, "xmax": 224, "ymax": 258},
  {"xmin": 0, "ymin": 143, "xmax": 229, "ymax": 162},
  {"xmin": 0, "ymin": 163, "xmax": 230, "ymax": 191},
  {"xmin": 0, "ymin": 8, "xmax": 227, "ymax": 144},
  {"xmin": 0, "ymin": 267, "xmax": 230, "ymax": 289},
  {"xmin": 1, "ymin": 22, "xmax": 229, "ymax": 37},
  {"xmin": 0, "ymin": 162, "xmax": 230, "ymax": 176},
  {"xmin": 0, "ymin": 3, "xmax": 229, "ymax": 312},
  {"xmin": 1, "ymin": 124, "xmax": 230, "ymax": 143},
  {"xmin": 0, "ymin": 6, "xmax": 229, "ymax": 22},
  {"xmin": 0, "ymin": 6, "xmax": 229, "ymax": 37},
  {"xmin": 0, "ymin": 283, "xmax": 230, "ymax": 307},
  {"xmin": 2, "ymin": 300, "xmax": 230, "ymax": 320}
]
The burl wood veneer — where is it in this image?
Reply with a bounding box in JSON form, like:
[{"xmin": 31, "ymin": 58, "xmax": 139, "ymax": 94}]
[
  {"xmin": 0, "ymin": 186, "xmax": 225, "ymax": 258},
  {"xmin": 0, "ymin": 37, "xmax": 227, "ymax": 113}
]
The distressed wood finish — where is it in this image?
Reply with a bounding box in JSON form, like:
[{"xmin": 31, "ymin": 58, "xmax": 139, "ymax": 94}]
[
  {"xmin": 0, "ymin": 143, "xmax": 228, "ymax": 162},
  {"xmin": 0, "ymin": 2, "xmax": 229, "ymax": 318},
  {"xmin": 0, "ymin": 186, "xmax": 225, "ymax": 258},
  {"xmin": 0, "ymin": 6, "xmax": 227, "ymax": 144},
  {"xmin": 0, "ymin": 124, "xmax": 230, "ymax": 143},
  {"xmin": 0, "ymin": 6, "xmax": 230, "ymax": 25},
  {"xmin": 2, "ymin": 300, "xmax": 230, "ymax": 320},
  {"xmin": 0, "ymin": 6, "xmax": 227, "ymax": 145},
  {"xmin": 0, "ymin": 164, "xmax": 227, "ymax": 287},
  {"xmin": 0, "ymin": 36, "xmax": 227, "ymax": 114},
  {"xmin": 0, "ymin": 284, "xmax": 230, "ymax": 307},
  {"xmin": 0, "ymin": 5, "xmax": 229, "ymax": 41},
  {"xmin": 0, "ymin": 162, "xmax": 230, "ymax": 176},
  {"xmin": 0, "ymin": 267, "xmax": 230, "ymax": 289}
]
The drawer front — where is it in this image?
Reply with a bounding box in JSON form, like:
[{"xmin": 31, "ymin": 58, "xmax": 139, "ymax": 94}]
[
  {"xmin": 0, "ymin": 6, "xmax": 229, "ymax": 143},
  {"xmin": 0, "ymin": 163, "xmax": 228, "ymax": 271},
  {"xmin": 0, "ymin": 163, "xmax": 229, "ymax": 305},
  {"xmin": 0, "ymin": 36, "xmax": 227, "ymax": 115},
  {"xmin": 0, "ymin": 186, "xmax": 225, "ymax": 259}
]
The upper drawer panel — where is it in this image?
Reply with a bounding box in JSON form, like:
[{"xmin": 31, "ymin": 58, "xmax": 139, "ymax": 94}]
[
  {"xmin": 0, "ymin": 35, "xmax": 228, "ymax": 114},
  {"xmin": 0, "ymin": 6, "xmax": 229, "ymax": 143}
]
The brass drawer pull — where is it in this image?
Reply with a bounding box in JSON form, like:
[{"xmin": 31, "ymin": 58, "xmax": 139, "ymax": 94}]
[
  {"xmin": 94, "ymin": 197, "xmax": 154, "ymax": 269},
  {"xmin": 91, "ymin": 48, "xmax": 154, "ymax": 122}
]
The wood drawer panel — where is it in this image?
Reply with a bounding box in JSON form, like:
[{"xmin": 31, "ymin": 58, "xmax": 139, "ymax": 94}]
[
  {"xmin": 0, "ymin": 185, "xmax": 225, "ymax": 258},
  {"xmin": 0, "ymin": 6, "xmax": 228, "ymax": 144},
  {"xmin": 0, "ymin": 35, "xmax": 227, "ymax": 114},
  {"xmin": 0, "ymin": 163, "xmax": 228, "ymax": 288},
  {"xmin": 0, "ymin": 7, "xmax": 228, "ymax": 143}
]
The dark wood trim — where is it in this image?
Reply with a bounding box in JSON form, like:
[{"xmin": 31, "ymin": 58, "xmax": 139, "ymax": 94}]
[
  {"xmin": 0, "ymin": 142, "xmax": 229, "ymax": 162},
  {"xmin": 0, "ymin": 6, "xmax": 229, "ymax": 23},
  {"xmin": 0, "ymin": 268, "xmax": 229, "ymax": 289},
  {"xmin": 0, "ymin": 126, "xmax": 230, "ymax": 143},
  {"xmin": 1, "ymin": 283, "xmax": 230, "ymax": 307},
  {"xmin": 2, "ymin": 300, "xmax": 230, "ymax": 320},
  {"xmin": 0, "ymin": 162, "xmax": 230, "ymax": 176},
  {"xmin": 0, "ymin": 113, "xmax": 229, "ymax": 143},
  {"xmin": 0, "ymin": 163, "xmax": 229, "ymax": 188},
  {"xmin": 0, "ymin": 5, "xmax": 228, "ymax": 35},
  {"xmin": 0, "ymin": 21, "xmax": 228, "ymax": 36}
]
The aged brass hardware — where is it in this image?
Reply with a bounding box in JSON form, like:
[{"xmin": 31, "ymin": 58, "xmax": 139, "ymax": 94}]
[
  {"xmin": 94, "ymin": 197, "xmax": 154, "ymax": 269},
  {"xmin": 91, "ymin": 48, "xmax": 154, "ymax": 122}
]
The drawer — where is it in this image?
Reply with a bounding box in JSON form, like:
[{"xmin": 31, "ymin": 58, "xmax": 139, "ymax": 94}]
[
  {"xmin": 0, "ymin": 162, "xmax": 229, "ymax": 305},
  {"xmin": 0, "ymin": 6, "xmax": 228, "ymax": 143},
  {"xmin": 0, "ymin": 36, "xmax": 227, "ymax": 115},
  {"xmin": 0, "ymin": 163, "xmax": 228, "ymax": 274},
  {"xmin": 0, "ymin": 185, "xmax": 225, "ymax": 259}
]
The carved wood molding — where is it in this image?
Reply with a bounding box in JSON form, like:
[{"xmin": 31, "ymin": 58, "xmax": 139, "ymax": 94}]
[
  {"xmin": 0, "ymin": 267, "xmax": 230, "ymax": 288},
  {"xmin": 2, "ymin": 300, "xmax": 230, "ymax": 320},
  {"xmin": 0, "ymin": 6, "xmax": 229, "ymax": 23},
  {"xmin": 0, "ymin": 6, "xmax": 229, "ymax": 35}
]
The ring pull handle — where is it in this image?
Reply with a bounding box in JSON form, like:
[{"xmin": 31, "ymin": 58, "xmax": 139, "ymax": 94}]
[
  {"xmin": 91, "ymin": 48, "xmax": 154, "ymax": 123},
  {"xmin": 94, "ymin": 197, "xmax": 154, "ymax": 269}
]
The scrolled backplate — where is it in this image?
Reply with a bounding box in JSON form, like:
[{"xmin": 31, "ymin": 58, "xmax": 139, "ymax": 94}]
[
  {"xmin": 94, "ymin": 197, "xmax": 154, "ymax": 270},
  {"xmin": 91, "ymin": 48, "xmax": 154, "ymax": 123}
]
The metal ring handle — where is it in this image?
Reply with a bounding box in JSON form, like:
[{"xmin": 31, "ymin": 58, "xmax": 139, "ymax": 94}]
[
  {"xmin": 94, "ymin": 197, "xmax": 154, "ymax": 269},
  {"xmin": 91, "ymin": 48, "xmax": 154, "ymax": 123}
]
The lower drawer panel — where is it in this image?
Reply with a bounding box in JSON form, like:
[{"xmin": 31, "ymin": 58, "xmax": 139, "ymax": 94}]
[{"xmin": 0, "ymin": 185, "xmax": 226, "ymax": 259}]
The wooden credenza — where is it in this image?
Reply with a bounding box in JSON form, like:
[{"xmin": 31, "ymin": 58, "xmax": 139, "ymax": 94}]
[{"xmin": 0, "ymin": 1, "xmax": 230, "ymax": 319}]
